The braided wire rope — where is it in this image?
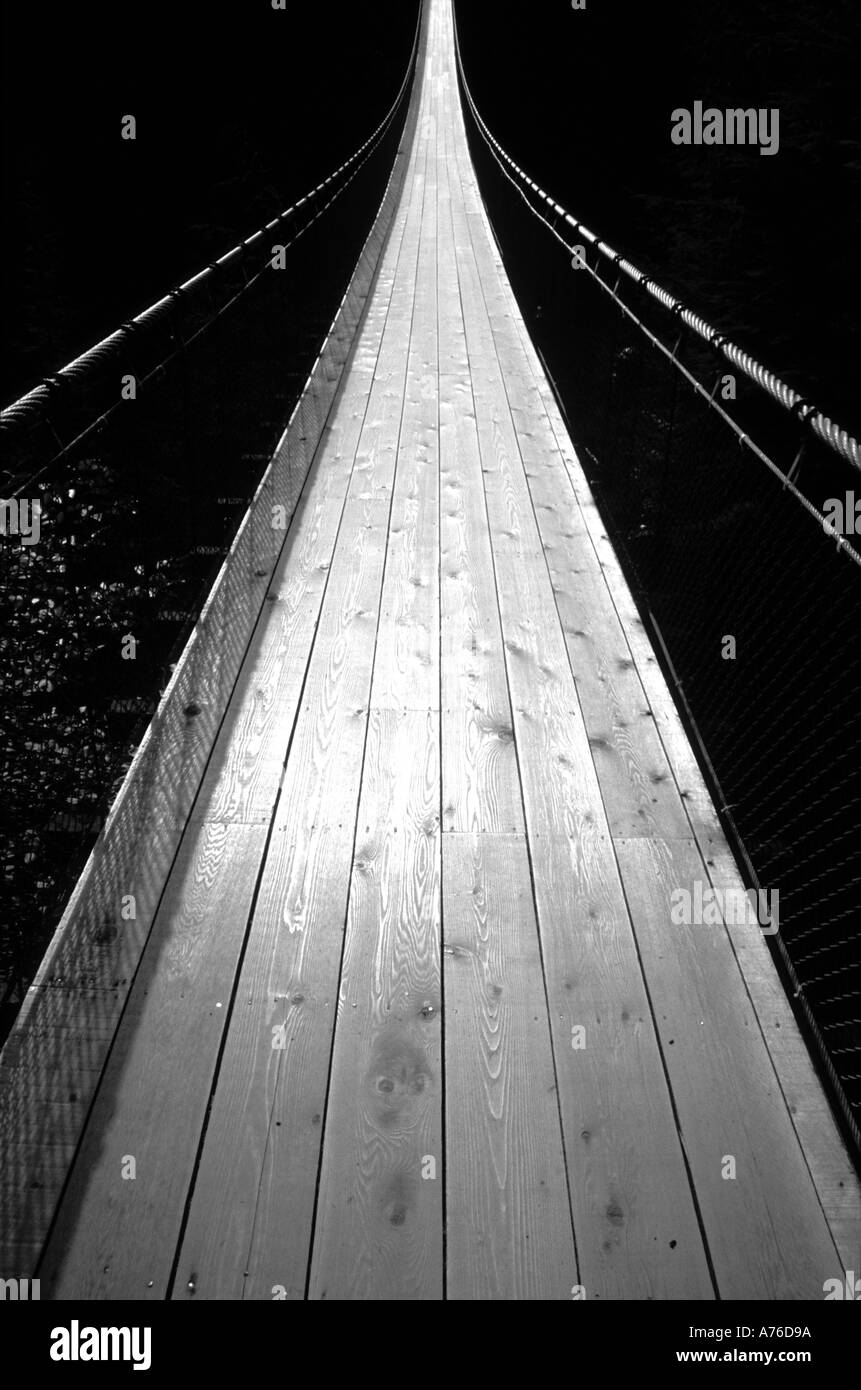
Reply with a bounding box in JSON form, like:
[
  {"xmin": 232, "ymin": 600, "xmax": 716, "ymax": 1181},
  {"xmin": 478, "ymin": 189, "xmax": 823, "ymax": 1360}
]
[
  {"xmin": 1, "ymin": 0, "xmax": 423, "ymax": 492},
  {"xmin": 452, "ymin": 3, "xmax": 861, "ymax": 1157}
]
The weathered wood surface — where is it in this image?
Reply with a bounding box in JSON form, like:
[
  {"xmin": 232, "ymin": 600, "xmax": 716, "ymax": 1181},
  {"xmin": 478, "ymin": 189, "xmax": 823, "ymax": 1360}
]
[
  {"xmin": 8, "ymin": 0, "xmax": 858, "ymax": 1299},
  {"xmin": 0, "ymin": 0, "xmax": 428, "ymax": 1274}
]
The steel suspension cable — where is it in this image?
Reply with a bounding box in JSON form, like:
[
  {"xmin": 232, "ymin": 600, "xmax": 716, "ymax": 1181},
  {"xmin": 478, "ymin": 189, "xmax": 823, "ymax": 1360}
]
[
  {"xmin": 451, "ymin": 7, "xmax": 860, "ymax": 491},
  {"xmin": 1, "ymin": 1, "xmax": 423, "ymax": 470}
]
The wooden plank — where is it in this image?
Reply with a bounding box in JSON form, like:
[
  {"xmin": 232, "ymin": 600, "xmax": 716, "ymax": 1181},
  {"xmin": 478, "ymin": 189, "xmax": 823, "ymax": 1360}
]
[
  {"xmin": 307, "ymin": 101, "xmax": 443, "ymax": 1299},
  {"xmin": 15, "ymin": 162, "xmax": 415, "ymax": 1297},
  {"xmin": 445, "ymin": 40, "xmax": 859, "ymax": 1291},
  {"xmin": 437, "ymin": 93, "xmax": 523, "ymax": 838},
  {"xmin": 441, "ymin": 82, "xmax": 714, "ymax": 1298},
  {"xmin": 0, "ymin": 10, "xmax": 430, "ymax": 1272},
  {"xmin": 511, "ymin": 276, "xmax": 861, "ymax": 1274},
  {"xmin": 11, "ymin": 0, "xmax": 855, "ymax": 1305},
  {"xmin": 492, "ymin": 219, "xmax": 731, "ymax": 859},
  {"xmin": 31, "ymin": 274, "xmax": 400, "ymax": 1299},
  {"xmin": 372, "ymin": 94, "xmax": 440, "ymax": 714},
  {"xmin": 435, "ymin": 72, "xmax": 577, "ymax": 1299},
  {"xmin": 308, "ymin": 710, "xmax": 442, "ymax": 1301},
  {"xmin": 703, "ymin": 843, "xmax": 861, "ymax": 1270},
  {"xmin": 38, "ymin": 823, "xmax": 267, "ymax": 1299},
  {"xmin": 443, "ymin": 834, "xmax": 577, "ymax": 1300},
  {"xmin": 615, "ymin": 835, "xmax": 842, "ymax": 1297},
  {"xmin": 173, "ymin": 115, "xmax": 434, "ymax": 1302},
  {"xmin": 185, "ymin": 282, "xmax": 400, "ymax": 827},
  {"xmin": 451, "ymin": 187, "xmax": 690, "ymax": 841}
]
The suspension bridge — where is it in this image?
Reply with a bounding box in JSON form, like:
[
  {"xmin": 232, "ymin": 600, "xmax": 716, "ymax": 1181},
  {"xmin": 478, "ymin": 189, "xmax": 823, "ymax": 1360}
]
[{"xmin": 1, "ymin": 0, "xmax": 859, "ymax": 1300}]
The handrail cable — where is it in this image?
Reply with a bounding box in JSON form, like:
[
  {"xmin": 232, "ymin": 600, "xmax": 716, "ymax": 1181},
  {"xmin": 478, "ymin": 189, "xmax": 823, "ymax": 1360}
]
[
  {"xmin": 451, "ymin": 10, "xmax": 860, "ymax": 495},
  {"xmin": 454, "ymin": 4, "xmax": 861, "ymax": 1158},
  {"xmin": 1, "ymin": 1, "xmax": 423, "ymax": 487}
]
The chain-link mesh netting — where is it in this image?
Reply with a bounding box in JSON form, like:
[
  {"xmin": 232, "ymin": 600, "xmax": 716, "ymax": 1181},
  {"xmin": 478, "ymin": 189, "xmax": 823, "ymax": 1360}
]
[
  {"xmin": 0, "ymin": 37, "xmax": 418, "ymax": 1034},
  {"xmin": 458, "ymin": 49, "xmax": 861, "ymax": 1157}
]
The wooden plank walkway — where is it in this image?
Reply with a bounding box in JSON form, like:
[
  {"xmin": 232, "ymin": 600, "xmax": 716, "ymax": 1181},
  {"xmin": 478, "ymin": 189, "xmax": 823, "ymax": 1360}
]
[{"xmin": 5, "ymin": 0, "xmax": 859, "ymax": 1299}]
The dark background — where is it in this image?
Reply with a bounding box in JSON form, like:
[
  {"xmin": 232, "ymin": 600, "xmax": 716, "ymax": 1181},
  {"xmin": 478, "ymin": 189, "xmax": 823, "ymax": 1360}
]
[
  {"xmin": 0, "ymin": 0, "xmax": 421, "ymax": 1024},
  {"xmin": 2, "ymin": 2, "xmax": 860, "ymax": 1135},
  {"xmin": 455, "ymin": 0, "xmax": 860, "ymax": 433},
  {"xmin": 5, "ymin": 0, "xmax": 859, "ymax": 428},
  {"xmin": 2, "ymin": 0, "xmax": 419, "ymax": 402}
]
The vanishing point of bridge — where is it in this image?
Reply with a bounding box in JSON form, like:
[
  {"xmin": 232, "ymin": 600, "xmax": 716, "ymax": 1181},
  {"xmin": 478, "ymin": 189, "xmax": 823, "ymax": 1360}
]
[{"xmin": 2, "ymin": 0, "xmax": 858, "ymax": 1299}]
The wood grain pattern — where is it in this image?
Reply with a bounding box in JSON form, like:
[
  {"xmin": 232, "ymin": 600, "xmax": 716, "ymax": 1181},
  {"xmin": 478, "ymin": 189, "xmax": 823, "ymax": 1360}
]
[
  {"xmin": 0, "ymin": 6, "xmax": 428, "ymax": 1273},
  {"xmin": 39, "ymin": 824, "xmax": 267, "ymax": 1299},
  {"xmin": 445, "ymin": 32, "xmax": 856, "ymax": 1288},
  {"xmin": 173, "ymin": 95, "xmax": 435, "ymax": 1302},
  {"xmin": 443, "ymin": 75, "xmax": 714, "ymax": 1298},
  {"xmin": 437, "ymin": 96, "xmax": 523, "ymax": 837},
  {"xmin": 443, "ymin": 834, "xmax": 576, "ymax": 1300},
  {"xmin": 9, "ymin": 0, "xmax": 855, "ymax": 1298},
  {"xmin": 308, "ymin": 79, "xmax": 444, "ymax": 1296},
  {"xmin": 308, "ymin": 710, "xmax": 442, "ymax": 1300},
  {"xmin": 516, "ymin": 321, "xmax": 861, "ymax": 1274},
  {"xmin": 458, "ymin": 249, "xmax": 689, "ymax": 840},
  {"xmin": 695, "ymin": 843, "xmax": 861, "ymax": 1271},
  {"xmin": 185, "ymin": 284, "xmax": 397, "ymax": 827},
  {"xmin": 372, "ymin": 86, "xmax": 440, "ymax": 713},
  {"xmin": 615, "ymin": 835, "xmax": 842, "ymax": 1297}
]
